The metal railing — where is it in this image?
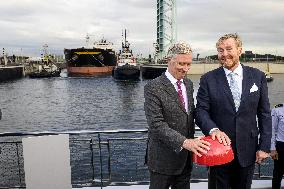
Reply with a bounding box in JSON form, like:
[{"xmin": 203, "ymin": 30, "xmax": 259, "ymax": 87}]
[{"xmin": 0, "ymin": 129, "xmax": 275, "ymax": 188}]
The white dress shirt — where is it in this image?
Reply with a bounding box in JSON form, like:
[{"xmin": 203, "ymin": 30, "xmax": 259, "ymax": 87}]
[{"xmin": 165, "ymin": 69, "xmax": 189, "ymax": 113}]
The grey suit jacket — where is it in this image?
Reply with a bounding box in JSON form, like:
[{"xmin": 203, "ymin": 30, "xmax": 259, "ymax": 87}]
[
  {"xmin": 144, "ymin": 73, "xmax": 195, "ymax": 175},
  {"xmin": 196, "ymin": 65, "xmax": 272, "ymax": 167}
]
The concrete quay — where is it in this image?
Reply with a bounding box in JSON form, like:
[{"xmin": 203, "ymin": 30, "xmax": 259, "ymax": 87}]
[
  {"xmin": 188, "ymin": 62, "xmax": 284, "ymax": 75},
  {"xmin": 0, "ymin": 65, "xmax": 24, "ymax": 82}
]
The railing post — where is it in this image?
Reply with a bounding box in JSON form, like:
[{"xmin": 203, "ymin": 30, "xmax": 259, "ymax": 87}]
[
  {"xmin": 15, "ymin": 142, "xmax": 22, "ymax": 185},
  {"xmin": 107, "ymin": 139, "xmax": 111, "ymax": 181},
  {"xmin": 98, "ymin": 133, "xmax": 103, "ymax": 189},
  {"xmin": 258, "ymin": 163, "xmax": 261, "ymax": 179},
  {"xmin": 90, "ymin": 139, "xmax": 95, "ymax": 181}
]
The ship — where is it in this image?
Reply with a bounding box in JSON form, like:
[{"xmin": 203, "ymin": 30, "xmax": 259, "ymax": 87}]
[
  {"xmin": 28, "ymin": 44, "xmax": 61, "ymax": 78},
  {"xmin": 29, "ymin": 64, "xmax": 61, "ymax": 78},
  {"xmin": 64, "ymin": 36, "xmax": 116, "ymax": 77},
  {"xmin": 112, "ymin": 30, "xmax": 140, "ymax": 81}
]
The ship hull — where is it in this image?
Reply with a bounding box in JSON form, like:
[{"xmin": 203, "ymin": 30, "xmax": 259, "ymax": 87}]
[
  {"xmin": 140, "ymin": 64, "xmax": 167, "ymax": 79},
  {"xmin": 113, "ymin": 64, "xmax": 140, "ymax": 81},
  {"xmin": 29, "ymin": 70, "xmax": 61, "ymax": 78},
  {"xmin": 64, "ymin": 48, "xmax": 116, "ymax": 77},
  {"xmin": 67, "ymin": 66, "xmax": 115, "ymax": 77}
]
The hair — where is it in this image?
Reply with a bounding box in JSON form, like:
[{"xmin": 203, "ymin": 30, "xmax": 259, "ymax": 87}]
[
  {"xmin": 216, "ymin": 33, "xmax": 242, "ymax": 48},
  {"xmin": 167, "ymin": 42, "xmax": 192, "ymax": 59}
]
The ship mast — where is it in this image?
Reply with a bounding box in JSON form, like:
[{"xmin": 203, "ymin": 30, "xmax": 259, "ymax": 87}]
[
  {"xmin": 124, "ymin": 29, "xmax": 127, "ymax": 48},
  {"xmin": 85, "ymin": 33, "xmax": 90, "ymax": 48},
  {"xmin": 122, "ymin": 29, "xmax": 130, "ymax": 51}
]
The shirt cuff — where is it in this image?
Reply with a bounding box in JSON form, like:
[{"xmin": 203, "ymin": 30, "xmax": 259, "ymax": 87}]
[{"xmin": 209, "ymin": 128, "xmax": 219, "ymax": 135}]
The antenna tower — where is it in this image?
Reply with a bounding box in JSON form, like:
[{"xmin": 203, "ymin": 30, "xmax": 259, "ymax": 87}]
[{"xmin": 156, "ymin": 0, "xmax": 177, "ymax": 62}]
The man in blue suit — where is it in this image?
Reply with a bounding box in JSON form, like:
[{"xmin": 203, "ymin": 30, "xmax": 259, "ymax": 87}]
[{"xmin": 196, "ymin": 33, "xmax": 272, "ymax": 189}]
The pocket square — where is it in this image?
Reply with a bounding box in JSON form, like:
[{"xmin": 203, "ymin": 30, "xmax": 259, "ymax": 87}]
[{"xmin": 250, "ymin": 83, "xmax": 258, "ymax": 93}]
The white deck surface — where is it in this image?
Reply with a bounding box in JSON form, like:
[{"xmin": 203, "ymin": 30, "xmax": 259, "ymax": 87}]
[{"xmin": 80, "ymin": 179, "xmax": 284, "ymax": 189}]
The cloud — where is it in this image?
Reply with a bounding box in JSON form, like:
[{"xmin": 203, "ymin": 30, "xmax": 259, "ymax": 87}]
[
  {"xmin": 178, "ymin": 0, "xmax": 284, "ymax": 56},
  {"xmin": 0, "ymin": 0, "xmax": 283, "ymax": 57}
]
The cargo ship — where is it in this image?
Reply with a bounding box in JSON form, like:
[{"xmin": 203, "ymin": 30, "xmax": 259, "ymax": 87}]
[{"xmin": 64, "ymin": 38, "xmax": 117, "ymax": 77}]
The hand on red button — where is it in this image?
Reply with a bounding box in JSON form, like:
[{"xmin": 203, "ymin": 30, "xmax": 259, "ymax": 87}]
[{"xmin": 192, "ymin": 136, "xmax": 234, "ymax": 166}]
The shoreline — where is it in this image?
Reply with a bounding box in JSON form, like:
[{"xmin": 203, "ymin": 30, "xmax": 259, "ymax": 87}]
[{"xmin": 188, "ymin": 62, "xmax": 284, "ymax": 75}]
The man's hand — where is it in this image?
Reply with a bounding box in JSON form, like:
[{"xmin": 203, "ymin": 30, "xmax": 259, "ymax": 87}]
[
  {"xmin": 256, "ymin": 150, "xmax": 270, "ymax": 164},
  {"xmin": 182, "ymin": 138, "xmax": 211, "ymax": 157},
  {"xmin": 210, "ymin": 129, "xmax": 231, "ymax": 146},
  {"xmin": 270, "ymin": 150, "xmax": 278, "ymax": 160}
]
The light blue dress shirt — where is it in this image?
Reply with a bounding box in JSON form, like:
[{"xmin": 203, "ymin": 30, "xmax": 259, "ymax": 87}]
[
  {"xmin": 271, "ymin": 104, "xmax": 284, "ymax": 150},
  {"xmin": 223, "ymin": 63, "xmax": 243, "ymax": 97}
]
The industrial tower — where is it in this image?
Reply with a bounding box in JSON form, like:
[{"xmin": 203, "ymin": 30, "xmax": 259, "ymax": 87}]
[{"xmin": 156, "ymin": 0, "xmax": 177, "ymax": 62}]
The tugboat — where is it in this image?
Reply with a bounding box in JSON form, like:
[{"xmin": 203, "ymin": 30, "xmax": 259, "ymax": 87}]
[
  {"xmin": 29, "ymin": 64, "xmax": 61, "ymax": 78},
  {"xmin": 64, "ymin": 35, "xmax": 116, "ymax": 77},
  {"xmin": 29, "ymin": 44, "xmax": 61, "ymax": 78},
  {"xmin": 112, "ymin": 30, "xmax": 140, "ymax": 81}
]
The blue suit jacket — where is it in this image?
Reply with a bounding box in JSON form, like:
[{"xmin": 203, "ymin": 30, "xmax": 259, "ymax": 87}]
[{"xmin": 196, "ymin": 65, "xmax": 272, "ymax": 167}]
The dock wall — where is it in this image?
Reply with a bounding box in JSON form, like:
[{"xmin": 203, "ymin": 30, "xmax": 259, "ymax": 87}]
[
  {"xmin": 188, "ymin": 62, "xmax": 284, "ymax": 75},
  {"xmin": 0, "ymin": 66, "xmax": 24, "ymax": 82}
]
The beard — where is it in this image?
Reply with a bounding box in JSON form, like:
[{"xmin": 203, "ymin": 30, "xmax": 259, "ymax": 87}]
[{"xmin": 219, "ymin": 55, "xmax": 239, "ymax": 70}]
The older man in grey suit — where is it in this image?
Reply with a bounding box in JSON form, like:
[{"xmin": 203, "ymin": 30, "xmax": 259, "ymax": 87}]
[{"xmin": 144, "ymin": 42, "xmax": 211, "ymax": 189}]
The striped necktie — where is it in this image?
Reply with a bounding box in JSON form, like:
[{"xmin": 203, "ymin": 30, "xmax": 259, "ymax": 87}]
[
  {"xmin": 228, "ymin": 72, "xmax": 241, "ymax": 111},
  {"xmin": 176, "ymin": 80, "xmax": 185, "ymax": 109}
]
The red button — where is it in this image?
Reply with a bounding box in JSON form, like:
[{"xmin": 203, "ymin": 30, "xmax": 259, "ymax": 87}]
[{"xmin": 192, "ymin": 136, "xmax": 234, "ymax": 166}]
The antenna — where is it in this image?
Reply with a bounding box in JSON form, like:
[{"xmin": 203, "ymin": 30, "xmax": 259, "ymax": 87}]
[{"xmin": 86, "ymin": 33, "xmax": 90, "ymax": 47}]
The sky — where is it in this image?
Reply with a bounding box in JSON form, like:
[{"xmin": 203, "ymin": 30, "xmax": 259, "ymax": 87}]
[{"xmin": 0, "ymin": 0, "xmax": 284, "ymax": 58}]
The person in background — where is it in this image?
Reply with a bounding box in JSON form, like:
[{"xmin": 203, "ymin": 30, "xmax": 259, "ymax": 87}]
[
  {"xmin": 271, "ymin": 103, "xmax": 284, "ymax": 189},
  {"xmin": 195, "ymin": 33, "xmax": 272, "ymax": 189},
  {"xmin": 144, "ymin": 42, "xmax": 210, "ymax": 189}
]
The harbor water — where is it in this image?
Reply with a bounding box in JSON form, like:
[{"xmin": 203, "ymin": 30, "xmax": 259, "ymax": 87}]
[{"xmin": 0, "ymin": 74, "xmax": 283, "ymax": 133}]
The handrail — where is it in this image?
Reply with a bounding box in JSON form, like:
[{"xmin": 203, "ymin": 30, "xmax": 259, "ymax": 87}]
[
  {"xmin": 0, "ymin": 128, "xmax": 274, "ymax": 188},
  {"xmin": 0, "ymin": 128, "xmax": 149, "ymax": 137}
]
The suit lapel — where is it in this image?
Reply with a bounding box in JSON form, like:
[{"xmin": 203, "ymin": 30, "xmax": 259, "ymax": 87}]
[
  {"xmin": 160, "ymin": 74, "xmax": 187, "ymax": 113},
  {"xmin": 184, "ymin": 78, "xmax": 193, "ymax": 113},
  {"xmin": 238, "ymin": 65, "xmax": 252, "ymax": 111}
]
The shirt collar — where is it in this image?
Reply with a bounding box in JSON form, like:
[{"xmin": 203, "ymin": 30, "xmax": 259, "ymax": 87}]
[
  {"xmin": 223, "ymin": 63, "xmax": 243, "ymax": 78},
  {"xmin": 165, "ymin": 69, "xmax": 183, "ymax": 85}
]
